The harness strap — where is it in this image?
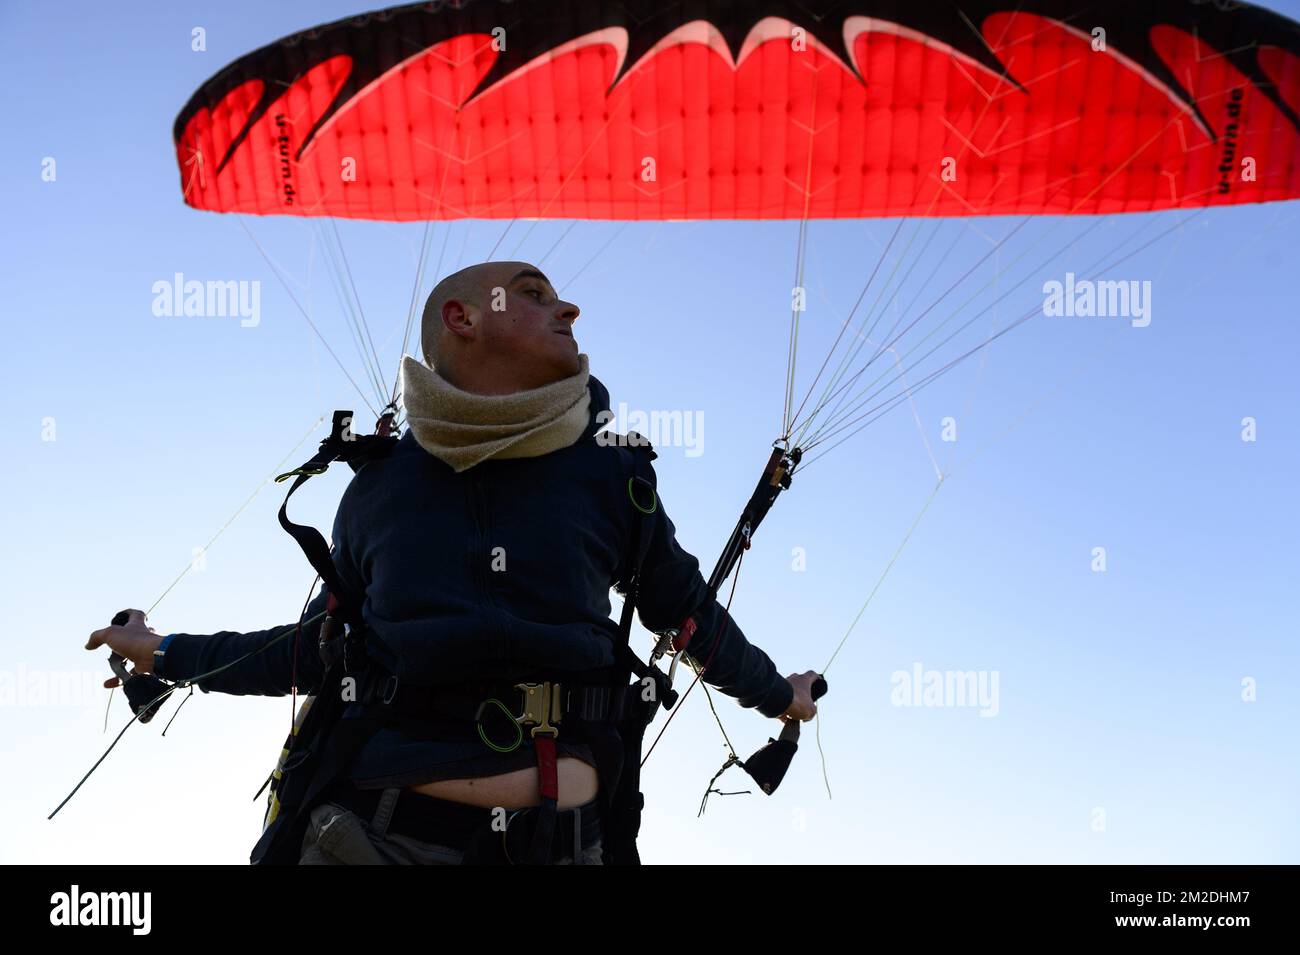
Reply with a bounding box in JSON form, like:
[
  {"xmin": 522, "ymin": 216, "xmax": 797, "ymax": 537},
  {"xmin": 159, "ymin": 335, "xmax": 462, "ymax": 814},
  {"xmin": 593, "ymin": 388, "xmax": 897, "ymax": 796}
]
[
  {"xmin": 614, "ymin": 438, "xmax": 663, "ymax": 698},
  {"xmin": 595, "ymin": 439, "xmax": 665, "ymax": 865},
  {"xmin": 274, "ymin": 411, "xmax": 397, "ymax": 631},
  {"xmin": 524, "ymin": 734, "xmax": 561, "ymax": 865},
  {"xmin": 277, "ymin": 468, "xmax": 355, "ymax": 625},
  {"xmin": 384, "ymin": 680, "xmax": 616, "ymax": 724}
]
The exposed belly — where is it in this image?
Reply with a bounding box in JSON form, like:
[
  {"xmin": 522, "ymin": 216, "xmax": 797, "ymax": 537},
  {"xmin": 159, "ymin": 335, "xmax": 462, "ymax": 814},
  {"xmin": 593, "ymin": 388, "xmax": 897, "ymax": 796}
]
[{"xmin": 405, "ymin": 756, "xmax": 599, "ymax": 809}]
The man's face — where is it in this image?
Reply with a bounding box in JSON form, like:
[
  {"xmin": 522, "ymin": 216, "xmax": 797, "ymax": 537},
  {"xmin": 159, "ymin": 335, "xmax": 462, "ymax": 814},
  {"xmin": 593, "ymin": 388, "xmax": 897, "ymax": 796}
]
[{"xmin": 472, "ymin": 263, "xmax": 581, "ymax": 385}]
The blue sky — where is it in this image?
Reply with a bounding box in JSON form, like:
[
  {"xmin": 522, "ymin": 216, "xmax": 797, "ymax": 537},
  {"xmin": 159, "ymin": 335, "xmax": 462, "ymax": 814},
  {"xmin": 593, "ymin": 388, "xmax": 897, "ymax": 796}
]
[{"xmin": 2, "ymin": 1, "xmax": 1297, "ymax": 864}]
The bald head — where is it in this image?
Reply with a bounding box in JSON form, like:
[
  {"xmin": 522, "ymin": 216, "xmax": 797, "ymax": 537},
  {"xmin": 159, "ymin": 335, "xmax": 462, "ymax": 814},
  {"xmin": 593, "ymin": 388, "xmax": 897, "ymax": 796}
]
[
  {"xmin": 421, "ymin": 261, "xmax": 512, "ymax": 366},
  {"xmin": 417, "ymin": 260, "xmax": 582, "ymax": 394}
]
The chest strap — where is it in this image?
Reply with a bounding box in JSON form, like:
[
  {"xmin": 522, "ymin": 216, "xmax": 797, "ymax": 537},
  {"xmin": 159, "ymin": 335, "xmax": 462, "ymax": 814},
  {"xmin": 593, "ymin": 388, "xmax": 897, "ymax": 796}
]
[{"xmin": 371, "ymin": 679, "xmax": 617, "ymax": 745}]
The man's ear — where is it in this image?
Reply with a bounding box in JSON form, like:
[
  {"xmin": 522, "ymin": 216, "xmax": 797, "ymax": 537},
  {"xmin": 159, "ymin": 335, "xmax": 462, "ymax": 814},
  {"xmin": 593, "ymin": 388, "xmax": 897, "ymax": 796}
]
[{"xmin": 441, "ymin": 299, "xmax": 475, "ymax": 339}]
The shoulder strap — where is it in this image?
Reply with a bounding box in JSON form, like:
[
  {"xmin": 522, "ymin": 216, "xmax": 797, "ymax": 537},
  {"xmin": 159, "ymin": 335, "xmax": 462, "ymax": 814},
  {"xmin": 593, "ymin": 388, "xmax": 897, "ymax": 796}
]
[
  {"xmin": 275, "ymin": 410, "xmax": 397, "ymax": 628},
  {"xmin": 598, "ymin": 432, "xmax": 671, "ymax": 865},
  {"xmin": 615, "ymin": 434, "xmax": 657, "ymax": 633},
  {"xmin": 609, "ymin": 433, "xmax": 669, "ymax": 692}
]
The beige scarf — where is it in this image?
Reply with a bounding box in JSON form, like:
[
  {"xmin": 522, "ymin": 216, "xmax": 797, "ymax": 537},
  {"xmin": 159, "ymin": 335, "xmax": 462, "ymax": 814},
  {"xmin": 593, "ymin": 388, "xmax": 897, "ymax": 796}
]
[{"xmin": 399, "ymin": 354, "xmax": 592, "ymax": 472}]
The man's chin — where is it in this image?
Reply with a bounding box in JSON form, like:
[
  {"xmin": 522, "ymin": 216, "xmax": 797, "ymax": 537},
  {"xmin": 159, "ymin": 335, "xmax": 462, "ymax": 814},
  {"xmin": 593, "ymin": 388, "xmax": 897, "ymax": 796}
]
[
  {"xmin": 554, "ymin": 346, "xmax": 583, "ymax": 376},
  {"xmin": 521, "ymin": 350, "xmax": 583, "ymax": 388}
]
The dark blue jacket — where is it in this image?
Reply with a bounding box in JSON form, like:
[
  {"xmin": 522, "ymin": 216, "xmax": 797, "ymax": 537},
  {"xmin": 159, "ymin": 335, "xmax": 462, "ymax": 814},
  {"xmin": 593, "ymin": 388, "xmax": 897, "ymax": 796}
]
[{"xmin": 159, "ymin": 377, "xmax": 793, "ymax": 784}]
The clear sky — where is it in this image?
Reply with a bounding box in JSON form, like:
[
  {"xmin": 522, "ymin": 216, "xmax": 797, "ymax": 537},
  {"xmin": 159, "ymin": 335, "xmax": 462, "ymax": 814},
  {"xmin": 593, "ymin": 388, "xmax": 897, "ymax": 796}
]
[{"xmin": 2, "ymin": 1, "xmax": 1297, "ymax": 865}]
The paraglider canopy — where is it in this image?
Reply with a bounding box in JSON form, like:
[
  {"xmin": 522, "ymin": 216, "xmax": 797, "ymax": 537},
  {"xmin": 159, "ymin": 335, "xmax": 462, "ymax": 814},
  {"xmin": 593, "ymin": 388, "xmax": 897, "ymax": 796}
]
[{"xmin": 174, "ymin": 0, "xmax": 1300, "ymax": 221}]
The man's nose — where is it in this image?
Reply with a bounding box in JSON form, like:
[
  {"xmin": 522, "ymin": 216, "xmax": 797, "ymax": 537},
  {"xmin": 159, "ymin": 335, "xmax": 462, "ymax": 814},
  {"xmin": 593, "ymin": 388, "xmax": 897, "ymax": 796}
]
[{"xmin": 556, "ymin": 300, "xmax": 579, "ymax": 323}]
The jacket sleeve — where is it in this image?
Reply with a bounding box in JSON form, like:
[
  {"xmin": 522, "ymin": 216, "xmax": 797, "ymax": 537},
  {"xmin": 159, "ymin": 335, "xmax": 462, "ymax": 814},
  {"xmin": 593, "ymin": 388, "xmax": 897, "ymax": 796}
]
[
  {"xmin": 154, "ymin": 496, "xmax": 362, "ymax": 698},
  {"xmin": 618, "ymin": 459, "xmax": 793, "ymax": 719}
]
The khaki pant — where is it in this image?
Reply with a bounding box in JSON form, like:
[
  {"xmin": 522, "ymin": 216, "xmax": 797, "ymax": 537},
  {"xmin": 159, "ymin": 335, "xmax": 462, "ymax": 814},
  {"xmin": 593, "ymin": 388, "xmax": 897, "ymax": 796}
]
[{"xmin": 298, "ymin": 787, "xmax": 603, "ymax": 865}]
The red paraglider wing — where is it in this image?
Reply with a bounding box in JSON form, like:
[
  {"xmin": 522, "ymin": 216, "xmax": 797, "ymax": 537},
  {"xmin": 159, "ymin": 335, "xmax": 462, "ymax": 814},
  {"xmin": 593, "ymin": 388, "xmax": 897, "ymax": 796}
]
[{"xmin": 174, "ymin": 0, "xmax": 1300, "ymax": 220}]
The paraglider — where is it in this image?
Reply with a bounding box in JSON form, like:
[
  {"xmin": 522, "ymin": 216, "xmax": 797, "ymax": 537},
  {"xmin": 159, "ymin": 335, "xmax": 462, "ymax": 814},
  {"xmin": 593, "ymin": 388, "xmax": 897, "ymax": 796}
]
[
  {"xmin": 174, "ymin": 0, "xmax": 1300, "ymax": 221},
  {"xmin": 64, "ymin": 0, "xmax": 1300, "ymax": 865}
]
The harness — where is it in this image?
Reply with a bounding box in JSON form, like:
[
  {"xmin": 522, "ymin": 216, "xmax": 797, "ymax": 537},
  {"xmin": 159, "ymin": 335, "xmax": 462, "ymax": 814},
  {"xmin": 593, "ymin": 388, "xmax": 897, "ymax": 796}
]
[{"xmin": 251, "ymin": 410, "xmax": 670, "ymax": 865}]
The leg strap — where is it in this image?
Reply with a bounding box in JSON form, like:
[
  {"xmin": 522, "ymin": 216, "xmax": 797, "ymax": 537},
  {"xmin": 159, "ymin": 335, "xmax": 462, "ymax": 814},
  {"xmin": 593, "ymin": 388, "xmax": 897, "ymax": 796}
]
[{"xmin": 524, "ymin": 734, "xmax": 560, "ymax": 865}]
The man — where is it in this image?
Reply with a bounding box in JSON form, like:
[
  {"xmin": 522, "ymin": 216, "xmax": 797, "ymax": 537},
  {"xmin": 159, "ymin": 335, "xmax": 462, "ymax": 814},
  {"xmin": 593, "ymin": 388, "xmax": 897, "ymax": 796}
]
[{"xmin": 87, "ymin": 261, "xmax": 821, "ymax": 864}]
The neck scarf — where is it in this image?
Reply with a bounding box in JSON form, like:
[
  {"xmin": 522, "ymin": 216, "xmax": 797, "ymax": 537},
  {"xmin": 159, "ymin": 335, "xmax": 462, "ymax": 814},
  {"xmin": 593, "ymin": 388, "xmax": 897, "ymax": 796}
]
[{"xmin": 399, "ymin": 354, "xmax": 592, "ymax": 472}]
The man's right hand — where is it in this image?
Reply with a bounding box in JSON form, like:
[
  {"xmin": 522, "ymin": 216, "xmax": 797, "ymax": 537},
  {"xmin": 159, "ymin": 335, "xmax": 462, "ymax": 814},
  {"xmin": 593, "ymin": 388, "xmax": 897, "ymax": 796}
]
[
  {"xmin": 779, "ymin": 670, "xmax": 824, "ymax": 723},
  {"xmin": 85, "ymin": 609, "xmax": 165, "ymax": 689}
]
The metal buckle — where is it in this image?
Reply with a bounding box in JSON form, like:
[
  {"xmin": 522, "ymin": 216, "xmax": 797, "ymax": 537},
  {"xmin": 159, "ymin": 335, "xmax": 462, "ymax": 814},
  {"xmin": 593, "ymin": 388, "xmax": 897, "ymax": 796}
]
[{"xmin": 514, "ymin": 681, "xmax": 562, "ymax": 738}]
